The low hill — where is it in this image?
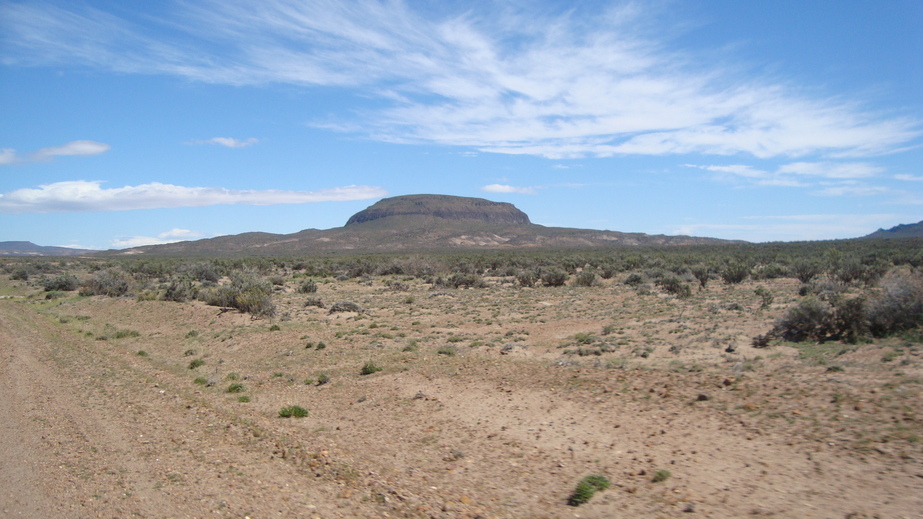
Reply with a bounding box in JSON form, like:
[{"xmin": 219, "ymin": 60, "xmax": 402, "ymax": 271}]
[
  {"xmin": 863, "ymin": 220, "xmax": 923, "ymax": 239},
  {"xmin": 0, "ymin": 241, "xmax": 94, "ymax": 256},
  {"xmin": 116, "ymin": 194, "xmax": 738, "ymax": 256}
]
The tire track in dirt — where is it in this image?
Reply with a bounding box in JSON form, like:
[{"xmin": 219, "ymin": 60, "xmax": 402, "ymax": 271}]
[
  {"xmin": 0, "ymin": 301, "xmax": 380, "ymax": 518},
  {"xmin": 0, "ymin": 301, "xmax": 181, "ymax": 517}
]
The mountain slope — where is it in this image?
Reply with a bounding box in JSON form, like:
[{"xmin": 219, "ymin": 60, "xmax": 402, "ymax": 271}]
[
  {"xmin": 116, "ymin": 194, "xmax": 738, "ymax": 256},
  {"xmin": 863, "ymin": 220, "xmax": 923, "ymax": 239},
  {"xmin": 0, "ymin": 241, "xmax": 94, "ymax": 256}
]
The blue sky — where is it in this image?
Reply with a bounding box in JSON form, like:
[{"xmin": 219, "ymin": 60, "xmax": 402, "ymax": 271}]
[{"xmin": 1, "ymin": 0, "xmax": 921, "ymax": 249}]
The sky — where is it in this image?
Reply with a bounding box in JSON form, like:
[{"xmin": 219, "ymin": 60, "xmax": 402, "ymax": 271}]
[{"xmin": 1, "ymin": 0, "xmax": 921, "ymax": 249}]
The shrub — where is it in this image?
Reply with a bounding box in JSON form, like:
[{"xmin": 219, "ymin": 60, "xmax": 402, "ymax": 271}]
[
  {"xmin": 720, "ymin": 262, "xmax": 750, "ymax": 284},
  {"xmin": 437, "ymin": 346, "xmax": 457, "ymax": 356},
  {"xmin": 201, "ymin": 269, "xmax": 275, "ymax": 318},
  {"xmin": 770, "ymin": 297, "xmax": 835, "ymax": 342},
  {"xmin": 447, "ymin": 272, "xmax": 485, "ymax": 289},
  {"xmin": 515, "ymin": 269, "xmax": 537, "ymax": 287},
  {"xmin": 656, "ymin": 275, "xmax": 691, "ymax": 298},
  {"xmin": 328, "ymin": 301, "xmax": 363, "ymax": 313},
  {"xmin": 9, "ymin": 268, "xmax": 30, "ymax": 281},
  {"xmin": 791, "ymin": 260, "xmax": 821, "ymax": 284},
  {"xmin": 42, "ymin": 274, "xmax": 79, "ymax": 292},
  {"xmin": 278, "ymin": 405, "xmax": 308, "ymax": 418},
  {"xmin": 162, "ymin": 278, "xmax": 196, "ymax": 302},
  {"xmin": 360, "ymin": 361, "xmax": 383, "ymax": 375},
  {"xmin": 298, "ymin": 279, "xmax": 318, "ymax": 293},
  {"xmin": 574, "ymin": 271, "xmax": 598, "ymax": 287},
  {"xmin": 652, "ymin": 469, "xmax": 672, "ymax": 483},
  {"xmin": 567, "ymin": 480, "xmax": 595, "ymax": 507},
  {"xmin": 541, "ymin": 268, "xmax": 568, "ymax": 287},
  {"xmin": 567, "ymin": 475, "xmax": 611, "ymax": 506},
  {"xmin": 316, "ymin": 372, "xmax": 330, "ymax": 385},
  {"xmin": 691, "ymin": 266, "xmax": 710, "ymax": 289},
  {"xmin": 623, "ymin": 272, "xmax": 645, "ymax": 286},
  {"xmin": 866, "ymin": 269, "xmax": 923, "ymax": 337},
  {"xmin": 188, "ymin": 358, "xmax": 206, "ymax": 369},
  {"xmin": 754, "ymin": 286, "xmax": 774, "ymax": 309},
  {"xmin": 80, "ymin": 269, "xmax": 132, "ymax": 297},
  {"xmin": 226, "ymin": 383, "xmax": 245, "ymax": 393}
]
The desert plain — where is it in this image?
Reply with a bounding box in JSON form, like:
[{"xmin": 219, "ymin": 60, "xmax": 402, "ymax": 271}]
[{"xmin": 1, "ymin": 255, "xmax": 921, "ymax": 519}]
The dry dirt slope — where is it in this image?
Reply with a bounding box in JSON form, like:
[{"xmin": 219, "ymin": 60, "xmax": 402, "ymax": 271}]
[{"xmin": 1, "ymin": 275, "xmax": 922, "ymax": 518}]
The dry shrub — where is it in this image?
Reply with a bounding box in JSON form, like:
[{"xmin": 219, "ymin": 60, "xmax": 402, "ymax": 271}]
[{"xmin": 867, "ymin": 268, "xmax": 923, "ymax": 337}]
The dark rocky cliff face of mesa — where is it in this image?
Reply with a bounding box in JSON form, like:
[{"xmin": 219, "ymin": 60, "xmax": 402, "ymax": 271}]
[{"xmin": 345, "ymin": 194, "xmax": 531, "ymax": 226}]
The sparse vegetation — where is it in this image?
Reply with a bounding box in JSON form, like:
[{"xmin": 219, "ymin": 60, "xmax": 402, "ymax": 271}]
[
  {"xmin": 278, "ymin": 405, "xmax": 308, "ymax": 418},
  {"xmin": 360, "ymin": 361, "xmax": 383, "ymax": 375},
  {"xmin": 567, "ymin": 475, "xmax": 611, "ymax": 506}
]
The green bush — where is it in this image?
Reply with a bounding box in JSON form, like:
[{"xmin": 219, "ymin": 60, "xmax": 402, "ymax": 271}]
[
  {"xmin": 541, "ymin": 268, "xmax": 568, "ymax": 287},
  {"xmin": 515, "ymin": 269, "xmax": 537, "ymax": 287},
  {"xmin": 298, "ymin": 279, "xmax": 318, "ymax": 293},
  {"xmin": 279, "ymin": 405, "xmax": 308, "ymax": 418},
  {"xmin": 226, "ymin": 383, "xmax": 245, "ymax": 393},
  {"xmin": 656, "ymin": 275, "xmax": 691, "ymax": 298},
  {"xmin": 80, "ymin": 269, "xmax": 132, "ymax": 297},
  {"xmin": 770, "ymin": 297, "xmax": 835, "ymax": 342},
  {"xmin": 567, "ymin": 475, "xmax": 611, "ymax": 506},
  {"xmin": 791, "ymin": 260, "xmax": 821, "ymax": 284},
  {"xmin": 188, "ymin": 358, "xmax": 206, "ymax": 369},
  {"xmin": 574, "ymin": 271, "xmax": 598, "ymax": 287},
  {"xmin": 201, "ymin": 269, "xmax": 275, "ymax": 318},
  {"xmin": 720, "ymin": 262, "xmax": 750, "ymax": 284},
  {"xmin": 42, "ymin": 274, "xmax": 79, "ymax": 292},
  {"xmin": 652, "ymin": 469, "xmax": 672, "ymax": 483},
  {"xmin": 360, "ymin": 361, "xmax": 383, "ymax": 375}
]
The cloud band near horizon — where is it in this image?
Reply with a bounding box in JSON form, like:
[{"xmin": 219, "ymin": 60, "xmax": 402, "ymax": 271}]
[{"xmin": 0, "ymin": 180, "xmax": 387, "ymax": 214}]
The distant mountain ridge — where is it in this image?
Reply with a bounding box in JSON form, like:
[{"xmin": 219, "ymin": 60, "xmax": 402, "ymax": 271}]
[
  {"xmin": 863, "ymin": 220, "xmax": 923, "ymax": 239},
  {"xmin": 0, "ymin": 241, "xmax": 94, "ymax": 256},
  {"xmin": 116, "ymin": 194, "xmax": 736, "ymax": 256}
]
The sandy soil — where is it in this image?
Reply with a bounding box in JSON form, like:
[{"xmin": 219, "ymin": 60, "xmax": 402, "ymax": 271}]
[{"xmin": 1, "ymin": 274, "xmax": 921, "ymax": 518}]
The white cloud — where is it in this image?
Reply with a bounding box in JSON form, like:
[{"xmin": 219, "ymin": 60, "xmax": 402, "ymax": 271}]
[
  {"xmin": 111, "ymin": 228, "xmax": 208, "ymax": 248},
  {"xmin": 187, "ymin": 137, "xmax": 259, "ymax": 148},
  {"xmin": 0, "ymin": 180, "xmax": 387, "ymax": 214},
  {"xmin": 814, "ymin": 184, "xmax": 890, "ymax": 197},
  {"xmin": 0, "ymin": 149, "xmax": 17, "ymax": 165},
  {"xmin": 2, "ymin": 2, "xmax": 918, "ymax": 160},
  {"xmin": 0, "ymin": 140, "xmax": 110, "ymax": 165},
  {"xmin": 895, "ymin": 174, "xmax": 923, "ymax": 181},
  {"xmin": 689, "ymin": 161, "xmax": 888, "ymax": 190},
  {"xmin": 778, "ymin": 162, "xmax": 883, "ymax": 179},
  {"xmin": 480, "ymin": 184, "xmax": 538, "ymax": 195},
  {"xmin": 35, "ymin": 140, "xmax": 110, "ymax": 159}
]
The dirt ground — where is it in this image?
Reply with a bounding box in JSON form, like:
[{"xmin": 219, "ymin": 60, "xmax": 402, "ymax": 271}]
[{"xmin": 1, "ymin": 273, "xmax": 921, "ymax": 518}]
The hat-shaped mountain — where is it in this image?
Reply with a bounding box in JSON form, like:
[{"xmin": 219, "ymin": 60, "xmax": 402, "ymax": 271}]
[
  {"xmin": 345, "ymin": 194, "xmax": 531, "ymax": 226},
  {"xmin": 112, "ymin": 194, "xmax": 738, "ymax": 255}
]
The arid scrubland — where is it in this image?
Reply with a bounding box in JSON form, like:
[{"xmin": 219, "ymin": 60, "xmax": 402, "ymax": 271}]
[{"xmin": 1, "ymin": 243, "xmax": 921, "ymax": 518}]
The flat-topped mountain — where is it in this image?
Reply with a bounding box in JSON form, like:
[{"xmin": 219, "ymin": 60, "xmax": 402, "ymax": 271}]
[
  {"xmin": 346, "ymin": 195, "xmax": 531, "ymax": 226},
  {"xmin": 112, "ymin": 194, "xmax": 735, "ymax": 256}
]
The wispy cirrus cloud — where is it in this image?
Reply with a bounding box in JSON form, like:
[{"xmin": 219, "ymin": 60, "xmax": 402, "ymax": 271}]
[
  {"xmin": 2, "ymin": 1, "xmax": 918, "ymax": 160},
  {"xmin": 480, "ymin": 184, "xmax": 538, "ymax": 195},
  {"xmin": 186, "ymin": 137, "xmax": 259, "ymax": 148},
  {"xmin": 687, "ymin": 161, "xmax": 889, "ymax": 191},
  {"xmin": 0, "ymin": 180, "xmax": 386, "ymax": 214},
  {"xmin": 0, "ymin": 140, "xmax": 110, "ymax": 165}
]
